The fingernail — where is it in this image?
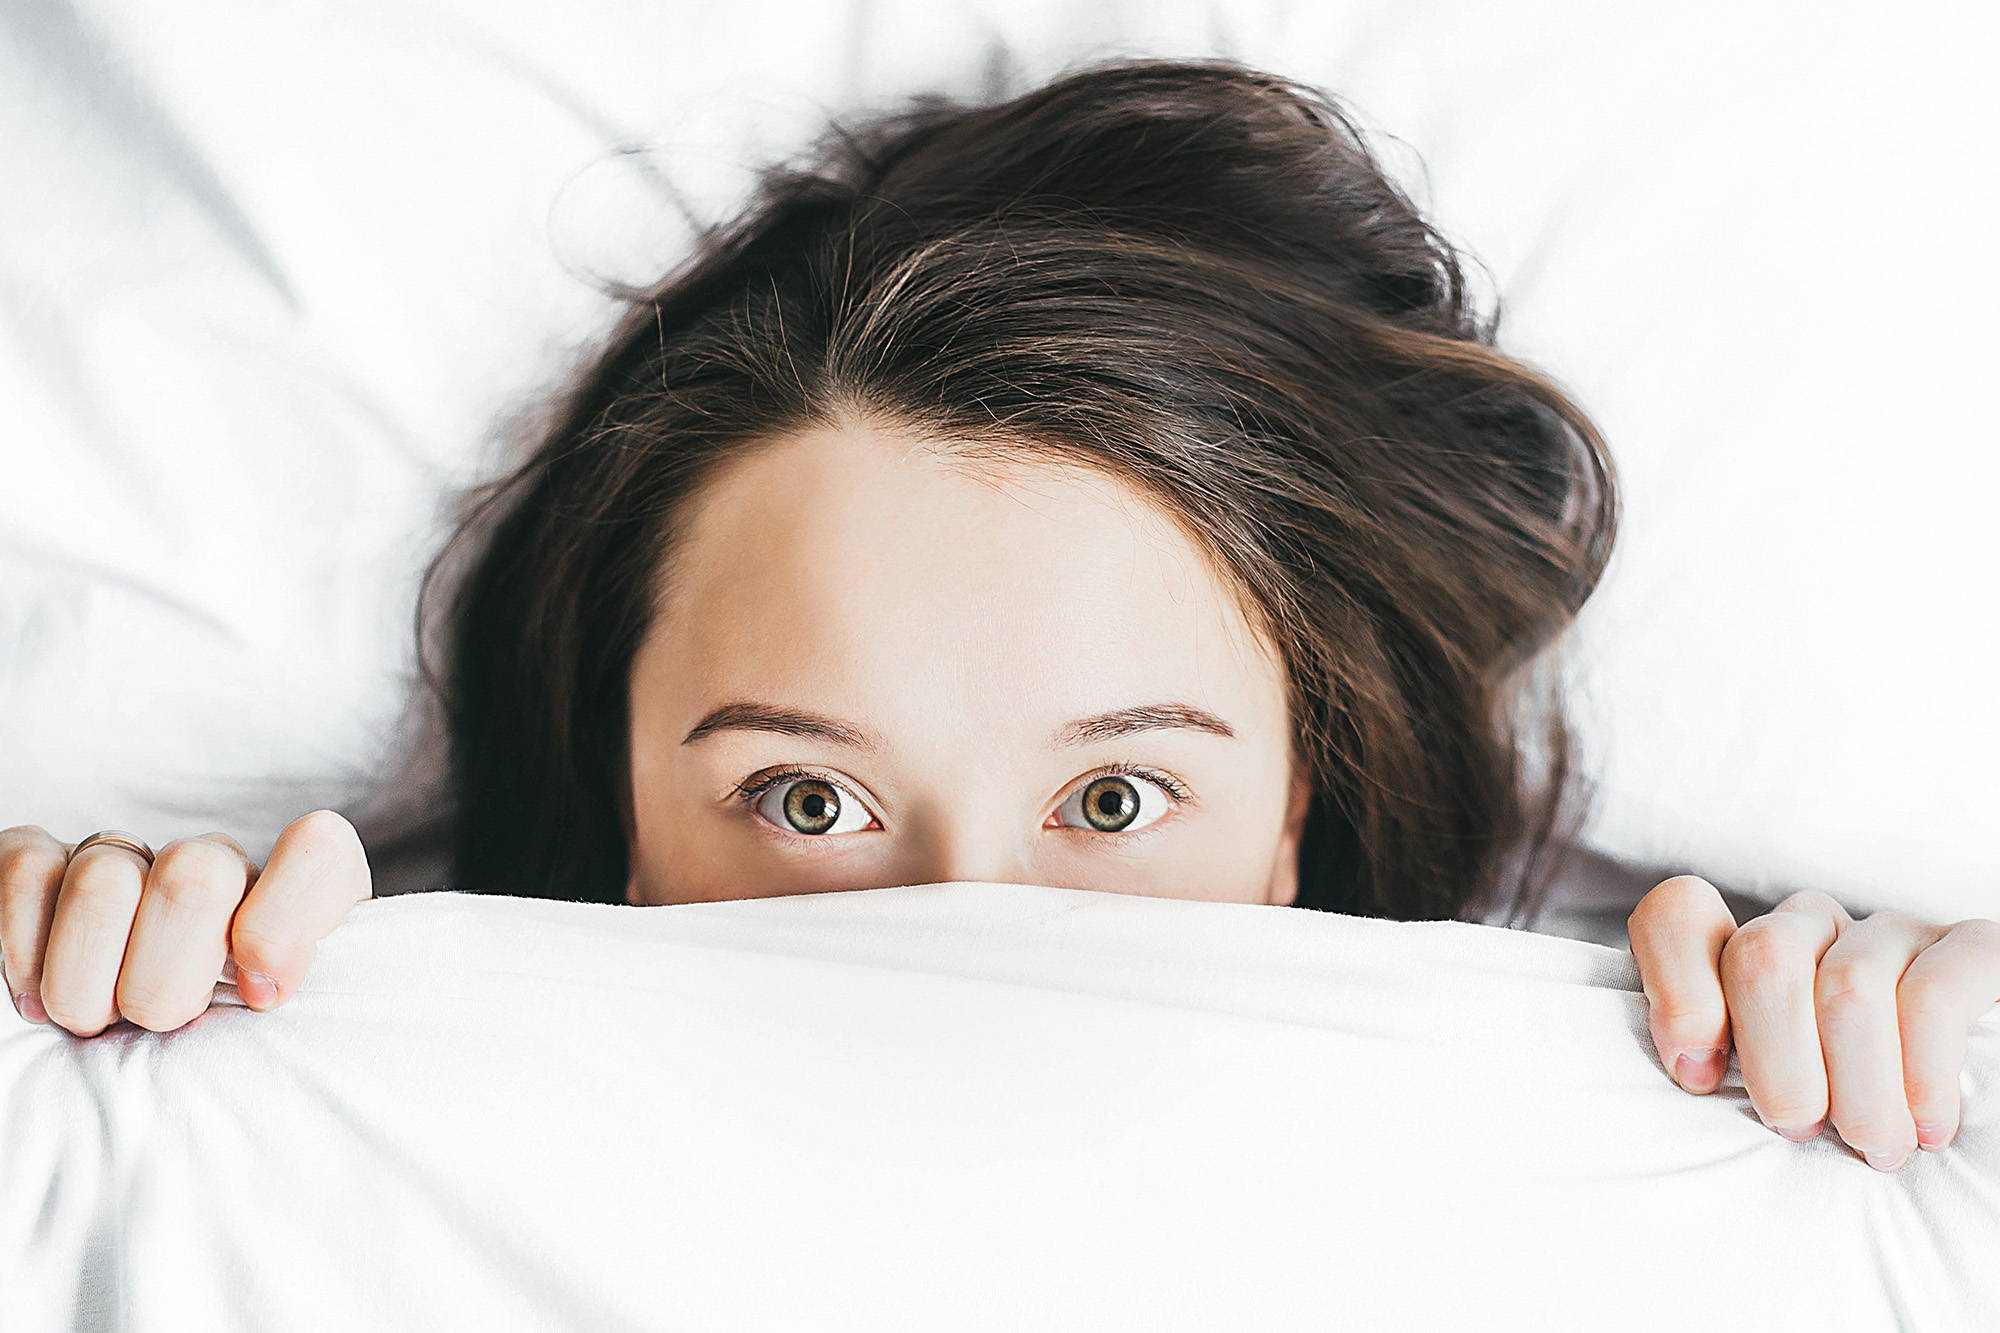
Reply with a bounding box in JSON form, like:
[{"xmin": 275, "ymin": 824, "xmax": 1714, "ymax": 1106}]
[
  {"xmin": 1917, "ymin": 1122, "xmax": 1955, "ymax": 1151},
  {"xmin": 1755, "ymin": 1109, "xmax": 1823, "ymax": 1141},
  {"xmin": 1673, "ymin": 1048, "xmax": 1727, "ymax": 1093},
  {"xmin": 1864, "ymin": 1148, "xmax": 1911, "ymax": 1172},
  {"xmin": 12, "ymin": 990, "xmax": 47, "ymax": 1024},
  {"xmin": 239, "ymin": 971, "xmax": 281, "ymax": 1007}
]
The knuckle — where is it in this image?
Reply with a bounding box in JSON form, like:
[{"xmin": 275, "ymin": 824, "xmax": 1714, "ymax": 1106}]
[
  {"xmin": 1814, "ymin": 987, "xmax": 1872, "ymax": 1025},
  {"xmin": 1814, "ymin": 964, "xmax": 1878, "ymax": 1016},
  {"xmin": 1948, "ymin": 918, "xmax": 2000, "ymax": 950},
  {"xmin": 273, "ymin": 810, "xmax": 371, "ymax": 908},
  {"xmin": 1720, "ymin": 920, "xmax": 1794, "ymax": 976},
  {"xmin": 63, "ymin": 857, "xmax": 142, "ymax": 918},
  {"xmin": 292, "ymin": 809, "xmax": 356, "ymax": 843},
  {"xmin": 1628, "ymin": 875, "xmax": 1721, "ymax": 925},
  {"xmin": 1772, "ymin": 889, "xmax": 1846, "ymax": 914},
  {"xmin": 1895, "ymin": 976, "xmax": 1958, "ymax": 1025},
  {"xmin": 293, "ymin": 810, "xmax": 367, "ymax": 882},
  {"xmin": 147, "ymin": 841, "xmax": 244, "ymax": 911},
  {"xmin": 199, "ymin": 830, "xmax": 249, "ymax": 857},
  {"xmin": 0, "ymin": 839, "xmax": 59, "ymax": 895},
  {"xmin": 0, "ymin": 825, "xmax": 52, "ymax": 856},
  {"xmin": 155, "ymin": 837, "xmax": 237, "ymax": 871}
]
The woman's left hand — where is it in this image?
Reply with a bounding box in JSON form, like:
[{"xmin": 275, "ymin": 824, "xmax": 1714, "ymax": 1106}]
[{"xmin": 1627, "ymin": 875, "xmax": 2000, "ymax": 1171}]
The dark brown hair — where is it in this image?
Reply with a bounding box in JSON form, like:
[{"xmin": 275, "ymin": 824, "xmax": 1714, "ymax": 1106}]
[{"xmin": 415, "ymin": 55, "xmax": 1618, "ymax": 926}]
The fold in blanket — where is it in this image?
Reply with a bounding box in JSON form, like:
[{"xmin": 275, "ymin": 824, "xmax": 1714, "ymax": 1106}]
[{"xmin": 4, "ymin": 883, "xmax": 1995, "ymax": 1331}]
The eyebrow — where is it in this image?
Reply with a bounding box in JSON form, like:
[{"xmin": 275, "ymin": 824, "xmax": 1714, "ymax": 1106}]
[{"xmin": 680, "ymin": 700, "xmax": 1237, "ymax": 750}]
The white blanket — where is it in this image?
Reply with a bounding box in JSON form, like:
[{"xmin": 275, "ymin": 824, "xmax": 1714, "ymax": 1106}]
[{"xmin": 4, "ymin": 883, "xmax": 1995, "ymax": 1331}]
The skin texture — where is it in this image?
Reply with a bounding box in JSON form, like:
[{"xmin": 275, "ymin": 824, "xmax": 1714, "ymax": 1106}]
[{"xmin": 621, "ymin": 417, "xmax": 1311, "ymax": 908}]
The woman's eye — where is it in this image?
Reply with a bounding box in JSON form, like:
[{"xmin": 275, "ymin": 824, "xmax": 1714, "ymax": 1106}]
[
  {"xmin": 1053, "ymin": 773, "xmax": 1172, "ymax": 834},
  {"xmin": 752, "ymin": 775, "xmax": 876, "ymax": 836}
]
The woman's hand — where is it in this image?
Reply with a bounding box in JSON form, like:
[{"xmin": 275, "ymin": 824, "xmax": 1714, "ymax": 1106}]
[
  {"xmin": 1628, "ymin": 875, "xmax": 2000, "ymax": 1171},
  {"xmin": 0, "ymin": 810, "xmax": 372, "ymax": 1037}
]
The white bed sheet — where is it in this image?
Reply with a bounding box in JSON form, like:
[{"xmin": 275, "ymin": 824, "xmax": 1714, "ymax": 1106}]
[{"xmin": 4, "ymin": 882, "xmax": 1996, "ymax": 1331}]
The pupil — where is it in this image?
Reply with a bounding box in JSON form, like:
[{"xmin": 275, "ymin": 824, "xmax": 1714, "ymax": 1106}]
[{"xmin": 802, "ymin": 793, "xmax": 825, "ymax": 818}]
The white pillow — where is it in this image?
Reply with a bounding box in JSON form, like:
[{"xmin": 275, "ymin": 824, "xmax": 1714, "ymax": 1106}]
[
  {"xmin": 2, "ymin": 2, "xmax": 1992, "ymax": 924},
  {"xmin": 6, "ymin": 882, "xmax": 1995, "ymax": 1329}
]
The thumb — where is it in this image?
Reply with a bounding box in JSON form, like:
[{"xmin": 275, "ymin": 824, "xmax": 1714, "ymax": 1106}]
[{"xmin": 226, "ymin": 810, "xmax": 373, "ymax": 1008}]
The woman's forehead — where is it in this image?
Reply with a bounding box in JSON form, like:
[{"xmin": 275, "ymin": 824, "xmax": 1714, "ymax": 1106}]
[{"xmin": 633, "ymin": 420, "xmax": 1288, "ymax": 739}]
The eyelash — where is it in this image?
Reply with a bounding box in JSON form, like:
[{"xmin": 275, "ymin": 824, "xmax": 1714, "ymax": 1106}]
[{"xmin": 728, "ymin": 761, "xmax": 1195, "ymax": 835}]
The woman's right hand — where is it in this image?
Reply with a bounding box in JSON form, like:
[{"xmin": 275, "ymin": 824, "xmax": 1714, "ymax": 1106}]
[{"xmin": 0, "ymin": 809, "xmax": 373, "ymax": 1037}]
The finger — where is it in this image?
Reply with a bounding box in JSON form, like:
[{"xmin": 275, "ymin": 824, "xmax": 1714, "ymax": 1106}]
[
  {"xmin": 1627, "ymin": 875, "xmax": 1739, "ymax": 1093},
  {"xmin": 1894, "ymin": 918, "xmax": 2000, "ymax": 1153},
  {"xmin": 1720, "ymin": 895, "xmax": 1843, "ymax": 1141},
  {"xmin": 115, "ymin": 835, "xmax": 255, "ymax": 1032},
  {"xmin": 228, "ymin": 810, "xmax": 372, "ymax": 1009},
  {"xmin": 40, "ymin": 836, "xmax": 151, "ymax": 1037},
  {"xmin": 1816, "ymin": 910, "xmax": 1940, "ymax": 1170},
  {"xmin": 0, "ymin": 826, "xmax": 71, "ymax": 1023}
]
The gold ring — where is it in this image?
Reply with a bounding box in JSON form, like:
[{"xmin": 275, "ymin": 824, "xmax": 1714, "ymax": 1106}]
[{"xmin": 70, "ymin": 830, "xmax": 156, "ymax": 866}]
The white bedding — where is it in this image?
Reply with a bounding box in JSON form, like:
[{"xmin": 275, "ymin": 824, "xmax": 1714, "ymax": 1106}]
[{"xmin": 5, "ymin": 883, "xmax": 1997, "ymax": 1331}]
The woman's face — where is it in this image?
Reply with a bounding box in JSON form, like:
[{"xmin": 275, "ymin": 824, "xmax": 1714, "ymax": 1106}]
[{"xmin": 623, "ymin": 418, "xmax": 1310, "ymax": 907}]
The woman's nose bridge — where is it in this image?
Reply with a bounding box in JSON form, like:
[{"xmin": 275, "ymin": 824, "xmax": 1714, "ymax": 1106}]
[{"xmin": 894, "ymin": 820, "xmax": 1038, "ymax": 888}]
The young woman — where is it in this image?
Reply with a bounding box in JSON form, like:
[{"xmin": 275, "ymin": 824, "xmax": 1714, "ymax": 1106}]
[{"xmin": 3, "ymin": 58, "xmax": 1991, "ymax": 1174}]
